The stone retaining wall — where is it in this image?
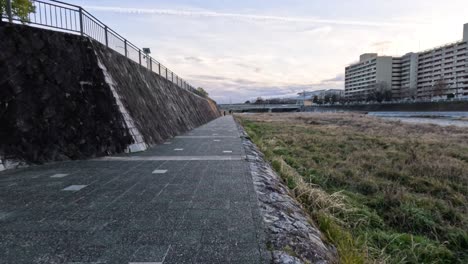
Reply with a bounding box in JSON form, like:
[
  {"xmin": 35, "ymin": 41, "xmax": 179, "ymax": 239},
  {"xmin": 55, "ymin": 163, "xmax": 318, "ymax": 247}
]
[{"xmin": 0, "ymin": 23, "xmax": 220, "ymax": 168}]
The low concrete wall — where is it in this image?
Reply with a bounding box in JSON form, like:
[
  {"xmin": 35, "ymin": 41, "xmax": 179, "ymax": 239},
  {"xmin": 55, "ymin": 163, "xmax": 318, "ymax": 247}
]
[{"xmin": 0, "ymin": 23, "xmax": 219, "ymax": 167}]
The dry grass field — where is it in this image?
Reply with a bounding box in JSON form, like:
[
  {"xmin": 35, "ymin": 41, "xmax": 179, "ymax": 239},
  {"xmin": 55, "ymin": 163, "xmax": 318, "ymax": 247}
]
[{"xmin": 237, "ymin": 113, "xmax": 468, "ymax": 264}]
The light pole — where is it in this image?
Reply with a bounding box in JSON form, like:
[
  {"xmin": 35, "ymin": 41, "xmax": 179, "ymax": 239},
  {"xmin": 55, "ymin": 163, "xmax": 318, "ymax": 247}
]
[{"xmin": 143, "ymin": 48, "xmax": 151, "ymax": 69}]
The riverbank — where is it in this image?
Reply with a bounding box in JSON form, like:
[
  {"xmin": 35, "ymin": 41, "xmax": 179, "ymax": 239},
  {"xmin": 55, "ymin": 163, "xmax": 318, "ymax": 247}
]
[
  {"xmin": 304, "ymin": 100, "xmax": 468, "ymax": 112},
  {"xmin": 368, "ymin": 112, "xmax": 468, "ymax": 127},
  {"xmin": 237, "ymin": 113, "xmax": 468, "ymax": 263}
]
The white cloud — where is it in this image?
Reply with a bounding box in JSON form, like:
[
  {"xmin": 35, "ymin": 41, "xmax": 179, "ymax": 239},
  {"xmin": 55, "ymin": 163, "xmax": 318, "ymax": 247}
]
[
  {"xmin": 80, "ymin": 1, "xmax": 468, "ymax": 104},
  {"xmin": 302, "ymin": 26, "xmax": 333, "ymax": 35},
  {"xmin": 84, "ymin": 6, "xmax": 420, "ymax": 27}
]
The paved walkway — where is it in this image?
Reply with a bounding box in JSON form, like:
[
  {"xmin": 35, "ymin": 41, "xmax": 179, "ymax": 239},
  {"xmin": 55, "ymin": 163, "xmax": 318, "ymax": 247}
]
[{"xmin": 0, "ymin": 116, "xmax": 269, "ymax": 263}]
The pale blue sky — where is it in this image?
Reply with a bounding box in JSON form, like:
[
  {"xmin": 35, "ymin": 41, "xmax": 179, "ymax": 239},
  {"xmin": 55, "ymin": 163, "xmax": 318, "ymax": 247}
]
[{"xmin": 70, "ymin": 0, "xmax": 468, "ymax": 103}]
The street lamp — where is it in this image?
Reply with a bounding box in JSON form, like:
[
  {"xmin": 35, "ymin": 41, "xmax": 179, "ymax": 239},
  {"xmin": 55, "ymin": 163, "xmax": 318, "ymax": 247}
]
[
  {"xmin": 143, "ymin": 48, "xmax": 151, "ymax": 69},
  {"xmin": 143, "ymin": 48, "xmax": 151, "ymax": 55}
]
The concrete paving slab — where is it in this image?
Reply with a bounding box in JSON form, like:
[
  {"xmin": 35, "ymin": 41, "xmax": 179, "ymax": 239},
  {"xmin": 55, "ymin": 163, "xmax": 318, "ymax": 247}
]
[
  {"xmin": 62, "ymin": 185, "xmax": 88, "ymax": 191},
  {"xmin": 0, "ymin": 116, "xmax": 269, "ymax": 263},
  {"xmin": 152, "ymin": 169, "xmax": 168, "ymax": 174},
  {"xmin": 50, "ymin": 173, "xmax": 69, "ymax": 178}
]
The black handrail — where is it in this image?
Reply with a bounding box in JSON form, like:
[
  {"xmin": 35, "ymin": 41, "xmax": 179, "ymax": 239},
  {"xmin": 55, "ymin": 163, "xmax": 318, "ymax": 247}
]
[{"xmin": 1, "ymin": 0, "xmax": 202, "ymax": 96}]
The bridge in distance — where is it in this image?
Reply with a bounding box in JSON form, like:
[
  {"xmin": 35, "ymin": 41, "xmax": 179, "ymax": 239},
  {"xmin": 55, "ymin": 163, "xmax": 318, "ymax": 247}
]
[{"xmin": 219, "ymin": 104, "xmax": 301, "ymax": 113}]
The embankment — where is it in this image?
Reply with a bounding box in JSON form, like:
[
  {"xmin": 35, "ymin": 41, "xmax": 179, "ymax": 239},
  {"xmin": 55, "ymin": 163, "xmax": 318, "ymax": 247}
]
[
  {"xmin": 0, "ymin": 23, "xmax": 219, "ymax": 168},
  {"xmin": 305, "ymin": 100, "xmax": 468, "ymax": 112}
]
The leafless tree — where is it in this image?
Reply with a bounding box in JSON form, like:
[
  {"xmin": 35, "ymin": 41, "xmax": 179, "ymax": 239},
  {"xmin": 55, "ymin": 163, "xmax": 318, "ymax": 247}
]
[
  {"xmin": 254, "ymin": 97, "xmax": 265, "ymax": 104},
  {"xmin": 330, "ymin": 94, "xmax": 339, "ymax": 104},
  {"xmin": 367, "ymin": 82, "xmax": 392, "ymax": 102},
  {"xmin": 433, "ymin": 79, "xmax": 447, "ymax": 97},
  {"xmin": 401, "ymin": 86, "xmax": 417, "ymax": 100}
]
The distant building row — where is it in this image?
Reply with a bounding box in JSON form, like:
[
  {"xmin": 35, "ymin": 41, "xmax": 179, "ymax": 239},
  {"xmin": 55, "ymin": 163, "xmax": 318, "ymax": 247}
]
[{"xmin": 345, "ymin": 23, "xmax": 468, "ymax": 101}]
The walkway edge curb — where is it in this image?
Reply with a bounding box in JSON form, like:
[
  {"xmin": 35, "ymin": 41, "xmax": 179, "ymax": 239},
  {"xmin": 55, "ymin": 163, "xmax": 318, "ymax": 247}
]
[{"xmin": 235, "ymin": 118, "xmax": 338, "ymax": 264}]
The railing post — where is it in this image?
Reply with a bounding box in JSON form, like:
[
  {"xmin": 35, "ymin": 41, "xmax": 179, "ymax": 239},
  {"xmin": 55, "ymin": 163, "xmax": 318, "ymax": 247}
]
[
  {"xmin": 139, "ymin": 50, "xmax": 141, "ymax": 65},
  {"xmin": 172, "ymin": 72, "xmax": 174, "ymax": 83},
  {"xmin": 158, "ymin": 63, "xmax": 161, "ymax": 75},
  {"xmin": 104, "ymin": 26, "xmax": 108, "ymax": 47},
  {"xmin": 166, "ymin": 70, "xmax": 168, "ymax": 80},
  {"xmin": 124, "ymin": 39, "xmax": 128, "ymax": 57},
  {"xmin": 150, "ymin": 59, "xmax": 152, "ymax": 71},
  {"xmin": 79, "ymin": 7, "xmax": 84, "ymax": 36}
]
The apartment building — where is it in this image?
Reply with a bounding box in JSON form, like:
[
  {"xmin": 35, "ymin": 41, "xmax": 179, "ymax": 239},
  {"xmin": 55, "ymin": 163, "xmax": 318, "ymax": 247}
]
[
  {"xmin": 399, "ymin": 53, "xmax": 419, "ymax": 98},
  {"xmin": 344, "ymin": 54, "xmax": 393, "ymax": 100},
  {"xmin": 345, "ymin": 23, "xmax": 468, "ymax": 100},
  {"xmin": 417, "ymin": 40, "xmax": 468, "ymax": 98}
]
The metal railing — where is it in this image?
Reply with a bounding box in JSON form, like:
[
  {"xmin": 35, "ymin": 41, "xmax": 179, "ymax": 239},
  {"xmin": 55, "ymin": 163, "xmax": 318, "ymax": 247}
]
[{"xmin": 1, "ymin": 0, "xmax": 201, "ymax": 96}]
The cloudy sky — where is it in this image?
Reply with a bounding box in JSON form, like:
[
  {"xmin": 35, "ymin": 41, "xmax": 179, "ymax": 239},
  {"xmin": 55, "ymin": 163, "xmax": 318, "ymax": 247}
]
[{"xmin": 70, "ymin": 0, "xmax": 468, "ymax": 103}]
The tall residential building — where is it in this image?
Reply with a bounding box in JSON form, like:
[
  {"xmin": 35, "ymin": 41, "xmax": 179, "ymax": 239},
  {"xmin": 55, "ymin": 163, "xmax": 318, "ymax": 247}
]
[
  {"xmin": 344, "ymin": 54, "xmax": 393, "ymax": 100},
  {"xmin": 345, "ymin": 23, "xmax": 468, "ymax": 100},
  {"xmin": 399, "ymin": 53, "xmax": 419, "ymax": 98},
  {"xmin": 416, "ymin": 40, "xmax": 468, "ymax": 98}
]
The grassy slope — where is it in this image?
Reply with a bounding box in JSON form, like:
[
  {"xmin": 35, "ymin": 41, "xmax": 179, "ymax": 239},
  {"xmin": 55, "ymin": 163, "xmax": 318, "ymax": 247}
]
[{"xmin": 238, "ymin": 113, "xmax": 468, "ymax": 264}]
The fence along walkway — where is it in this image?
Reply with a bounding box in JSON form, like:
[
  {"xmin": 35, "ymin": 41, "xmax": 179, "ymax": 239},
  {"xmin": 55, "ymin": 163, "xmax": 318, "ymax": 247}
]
[{"xmin": 1, "ymin": 0, "xmax": 200, "ymax": 95}]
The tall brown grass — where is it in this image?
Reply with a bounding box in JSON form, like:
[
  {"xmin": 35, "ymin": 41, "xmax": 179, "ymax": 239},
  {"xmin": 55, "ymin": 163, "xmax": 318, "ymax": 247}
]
[{"xmin": 238, "ymin": 113, "xmax": 468, "ymax": 264}]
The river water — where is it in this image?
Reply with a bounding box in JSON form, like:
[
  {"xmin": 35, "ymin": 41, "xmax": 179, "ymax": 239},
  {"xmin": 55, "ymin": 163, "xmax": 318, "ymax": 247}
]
[{"xmin": 368, "ymin": 112, "xmax": 468, "ymax": 127}]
